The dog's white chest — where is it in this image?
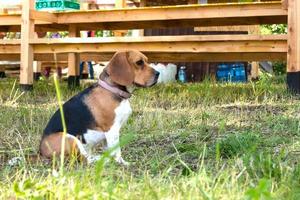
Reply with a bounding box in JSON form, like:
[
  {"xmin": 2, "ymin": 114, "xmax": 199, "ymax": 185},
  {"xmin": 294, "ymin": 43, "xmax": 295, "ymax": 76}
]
[
  {"xmin": 114, "ymin": 99, "xmax": 132, "ymax": 126},
  {"xmin": 83, "ymin": 100, "xmax": 132, "ymax": 145}
]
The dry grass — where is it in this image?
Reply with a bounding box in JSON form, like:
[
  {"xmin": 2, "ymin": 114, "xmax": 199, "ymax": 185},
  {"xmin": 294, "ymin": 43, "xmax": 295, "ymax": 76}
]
[{"xmin": 1, "ymin": 75, "xmax": 300, "ymax": 199}]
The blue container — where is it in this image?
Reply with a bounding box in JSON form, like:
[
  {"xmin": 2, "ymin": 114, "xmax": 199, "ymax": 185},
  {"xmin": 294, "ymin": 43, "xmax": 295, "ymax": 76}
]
[
  {"xmin": 216, "ymin": 63, "xmax": 247, "ymax": 82},
  {"xmin": 178, "ymin": 66, "xmax": 187, "ymax": 83}
]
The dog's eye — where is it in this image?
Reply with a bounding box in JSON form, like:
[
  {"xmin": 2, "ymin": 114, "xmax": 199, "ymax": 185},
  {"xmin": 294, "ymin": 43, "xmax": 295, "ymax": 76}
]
[{"xmin": 136, "ymin": 60, "xmax": 144, "ymax": 66}]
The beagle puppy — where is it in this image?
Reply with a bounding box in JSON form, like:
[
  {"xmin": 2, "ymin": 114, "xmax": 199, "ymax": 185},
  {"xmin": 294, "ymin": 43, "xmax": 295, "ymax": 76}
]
[{"xmin": 40, "ymin": 50, "xmax": 159, "ymax": 165}]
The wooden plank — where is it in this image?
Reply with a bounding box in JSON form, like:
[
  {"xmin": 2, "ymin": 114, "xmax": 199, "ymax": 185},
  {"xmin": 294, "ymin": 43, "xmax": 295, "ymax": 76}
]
[
  {"xmin": 61, "ymin": 16, "xmax": 286, "ymax": 30},
  {"xmin": 0, "ymin": 54, "xmax": 20, "ymax": 61},
  {"xmin": 0, "ymin": 25, "xmax": 19, "ymax": 32},
  {"xmin": 0, "ymin": 35, "xmax": 288, "ymax": 62},
  {"xmin": 41, "ymin": 61, "xmax": 68, "ymax": 69},
  {"xmin": 20, "ymin": 0, "xmax": 34, "ymax": 90},
  {"xmin": 28, "ymin": 35, "xmax": 287, "ymax": 54},
  {"xmin": 29, "ymin": 34, "xmax": 287, "ymax": 43},
  {"xmin": 0, "ymin": 45, "xmax": 20, "ymax": 55},
  {"xmin": 195, "ymin": 25, "xmax": 249, "ymax": 32},
  {"xmin": 0, "ymin": 2, "xmax": 288, "ymax": 31},
  {"xmin": 287, "ymin": 0, "xmax": 300, "ymax": 93},
  {"xmin": 0, "ymin": 35, "xmax": 288, "ymax": 59},
  {"xmin": 144, "ymin": 52, "xmax": 287, "ymax": 62},
  {"xmin": 0, "ymin": 40, "xmax": 20, "ymax": 45},
  {"xmin": 31, "ymin": 41, "xmax": 286, "ymax": 54},
  {"xmin": 0, "ymin": 15, "xmax": 64, "ymax": 31},
  {"xmin": 0, "ymin": 52, "xmax": 287, "ymax": 62},
  {"xmin": 29, "ymin": 10, "xmax": 58, "ymax": 23},
  {"xmin": 57, "ymin": 2, "xmax": 287, "ymax": 25},
  {"xmin": 0, "ymin": 15, "xmax": 21, "ymax": 26}
]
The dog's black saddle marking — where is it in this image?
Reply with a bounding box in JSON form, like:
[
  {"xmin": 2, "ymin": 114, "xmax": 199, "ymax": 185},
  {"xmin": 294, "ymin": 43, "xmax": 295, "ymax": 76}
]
[{"xmin": 43, "ymin": 85, "xmax": 97, "ymax": 143}]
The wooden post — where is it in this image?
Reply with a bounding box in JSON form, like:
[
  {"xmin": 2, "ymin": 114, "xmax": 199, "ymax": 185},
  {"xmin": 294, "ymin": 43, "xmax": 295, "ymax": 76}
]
[
  {"xmin": 33, "ymin": 61, "xmax": 42, "ymax": 81},
  {"xmin": 114, "ymin": 0, "xmax": 127, "ymax": 36},
  {"xmin": 249, "ymin": 24, "xmax": 260, "ymax": 80},
  {"xmin": 34, "ymin": 33, "xmax": 42, "ymax": 81},
  {"xmin": 138, "ymin": 0, "xmax": 146, "ymax": 36},
  {"xmin": 20, "ymin": 0, "xmax": 35, "ymax": 91},
  {"xmin": 251, "ymin": 62, "xmax": 259, "ymax": 80},
  {"xmin": 287, "ymin": 0, "xmax": 300, "ymax": 93},
  {"xmin": 68, "ymin": 25, "xmax": 80, "ymax": 88}
]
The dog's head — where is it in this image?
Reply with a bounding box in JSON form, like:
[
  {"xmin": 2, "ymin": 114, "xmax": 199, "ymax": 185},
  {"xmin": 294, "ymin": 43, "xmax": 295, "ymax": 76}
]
[{"xmin": 106, "ymin": 50, "xmax": 159, "ymax": 87}]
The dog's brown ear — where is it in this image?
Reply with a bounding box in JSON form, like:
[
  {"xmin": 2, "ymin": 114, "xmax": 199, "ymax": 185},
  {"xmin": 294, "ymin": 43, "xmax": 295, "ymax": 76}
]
[{"xmin": 106, "ymin": 52, "xmax": 134, "ymax": 86}]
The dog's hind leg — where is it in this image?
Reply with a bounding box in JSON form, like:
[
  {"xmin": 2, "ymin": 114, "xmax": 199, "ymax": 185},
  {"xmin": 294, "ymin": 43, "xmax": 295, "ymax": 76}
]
[{"xmin": 39, "ymin": 132, "xmax": 101, "ymax": 164}]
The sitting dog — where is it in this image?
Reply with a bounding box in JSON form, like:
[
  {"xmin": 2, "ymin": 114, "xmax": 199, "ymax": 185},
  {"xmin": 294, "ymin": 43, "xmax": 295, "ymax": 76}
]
[{"xmin": 39, "ymin": 50, "xmax": 159, "ymax": 165}]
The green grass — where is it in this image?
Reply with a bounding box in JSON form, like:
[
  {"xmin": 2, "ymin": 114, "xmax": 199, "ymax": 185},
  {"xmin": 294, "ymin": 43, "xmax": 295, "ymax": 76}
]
[{"xmin": 1, "ymin": 75, "xmax": 300, "ymax": 199}]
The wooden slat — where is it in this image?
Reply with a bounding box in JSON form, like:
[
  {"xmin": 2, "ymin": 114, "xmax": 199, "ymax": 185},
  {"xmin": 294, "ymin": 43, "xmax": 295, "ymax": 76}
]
[
  {"xmin": 29, "ymin": 35, "xmax": 287, "ymax": 43},
  {"xmin": 57, "ymin": 2, "xmax": 286, "ymax": 23},
  {"xmin": 56, "ymin": 2, "xmax": 287, "ymax": 29},
  {"xmin": 28, "ymin": 35, "xmax": 287, "ymax": 54},
  {"xmin": 29, "ymin": 10, "xmax": 58, "ymax": 23},
  {"xmin": 0, "ymin": 52, "xmax": 287, "ymax": 62},
  {"xmin": 0, "ymin": 14, "xmax": 21, "ymax": 26},
  {"xmin": 144, "ymin": 52, "xmax": 287, "ymax": 62},
  {"xmin": 0, "ymin": 35, "xmax": 287, "ymax": 62},
  {"xmin": 31, "ymin": 41, "xmax": 286, "ymax": 54},
  {"xmin": 0, "ymin": 40, "xmax": 20, "ymax": 45},
  {"xmin": 0, "ymin": 2, "xmax": 288, "ymax": 31}
]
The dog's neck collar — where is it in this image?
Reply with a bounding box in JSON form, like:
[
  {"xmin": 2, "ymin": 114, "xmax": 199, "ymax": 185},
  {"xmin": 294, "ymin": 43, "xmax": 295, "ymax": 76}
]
[
  {"xmin": 98, "ymin": 79, "xmax": 131, "ymax": 99},
  {"xmin": 98, "ymin": 70, "xmax": 132, "ymax": 99}
]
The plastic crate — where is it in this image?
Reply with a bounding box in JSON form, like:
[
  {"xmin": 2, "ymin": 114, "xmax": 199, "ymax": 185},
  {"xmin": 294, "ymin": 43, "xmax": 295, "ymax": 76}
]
[
  {"xmin": 216, "ymin": 63, "xmax": 247, "ymax": 82},
  {"xmin": 35, "ymin": 0, "xmax": 80, "ymax": 11}
]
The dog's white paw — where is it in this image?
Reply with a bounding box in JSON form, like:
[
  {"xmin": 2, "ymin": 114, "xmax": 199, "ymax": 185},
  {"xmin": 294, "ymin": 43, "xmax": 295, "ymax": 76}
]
[
  {"xmin": 115, "ymin": 157, "xmax": 130, "ymax": 166},
  {"xmin": 87, "ymin": 155, "xmax": 101, "ymax": 164},
  {"xmin": 8, "ymin": 157, "xmax": 24, "ymax": 166}
]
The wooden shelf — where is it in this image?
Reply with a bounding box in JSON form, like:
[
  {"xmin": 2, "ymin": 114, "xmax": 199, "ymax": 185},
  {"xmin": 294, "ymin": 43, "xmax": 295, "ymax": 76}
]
[
  {"xmin": 0, "ymin": 2, "xmax": 287, "ymax": 31},
  {"xmin": 0, "ymin": 35, "xmax": 287, "ymax": 62}
]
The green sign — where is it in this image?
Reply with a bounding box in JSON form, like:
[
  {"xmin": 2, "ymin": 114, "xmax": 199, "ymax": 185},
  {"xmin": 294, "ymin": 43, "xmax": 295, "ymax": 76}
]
[{"xmin": 35, "ymin": 0, "xmax": 80, "ymax": 11}]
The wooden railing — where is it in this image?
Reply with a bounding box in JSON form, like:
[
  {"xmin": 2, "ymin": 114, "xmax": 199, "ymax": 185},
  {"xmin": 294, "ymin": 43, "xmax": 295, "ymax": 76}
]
[{"xmin": 0, "ymin": 1, "xmax": 299, "ymax": 93}]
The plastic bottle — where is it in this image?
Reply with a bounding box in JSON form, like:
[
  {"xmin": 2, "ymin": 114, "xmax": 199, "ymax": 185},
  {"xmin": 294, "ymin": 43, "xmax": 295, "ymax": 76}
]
[{"xmin": 178, "ymin": 66, "xmax": 187, "ymax": 83}]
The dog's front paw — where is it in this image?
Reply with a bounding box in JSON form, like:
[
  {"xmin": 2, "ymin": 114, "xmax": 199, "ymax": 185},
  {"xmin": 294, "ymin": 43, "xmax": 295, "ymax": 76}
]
[
  {"xmin": 8, "ymin": 157, "xmax": 24, "ymax": 167},
  {"xmin": 87, "ymin": 155, "xmax": 101, "ymax": 165},
  {"xmin": 115, "ymin": 157, "xmax": 130, "ymax": 166}
]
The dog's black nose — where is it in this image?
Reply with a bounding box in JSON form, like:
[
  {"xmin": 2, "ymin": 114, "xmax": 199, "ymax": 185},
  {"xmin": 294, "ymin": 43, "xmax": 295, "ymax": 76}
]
[{"xmin": 155, "ymin": 71, "xmax": 160, "ymax": 78}]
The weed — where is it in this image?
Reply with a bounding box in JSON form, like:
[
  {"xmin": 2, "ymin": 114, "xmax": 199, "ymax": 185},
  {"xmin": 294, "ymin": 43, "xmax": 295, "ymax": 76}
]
[{"xmin": 218, "ymin": 132, "xmax": 259, "ymax": 158}]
